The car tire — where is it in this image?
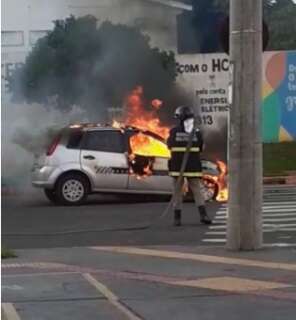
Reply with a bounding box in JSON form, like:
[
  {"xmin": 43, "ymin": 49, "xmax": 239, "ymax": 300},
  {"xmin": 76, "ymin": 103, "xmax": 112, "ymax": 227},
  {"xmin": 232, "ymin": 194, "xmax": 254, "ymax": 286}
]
[
  {"xmin": 44, "ymin": 189, "xmax": 60, "ymax": 204},
  {"xmin": 55, "ymin": 173, "xmax": 89, "ymax": 206}
]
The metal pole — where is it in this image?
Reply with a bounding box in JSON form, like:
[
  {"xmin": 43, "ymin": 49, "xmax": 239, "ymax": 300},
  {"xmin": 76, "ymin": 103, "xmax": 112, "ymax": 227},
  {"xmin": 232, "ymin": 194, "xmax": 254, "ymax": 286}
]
[{"xmin": 227, "ymin": 0, "xmax": 263, "ymax": 250}]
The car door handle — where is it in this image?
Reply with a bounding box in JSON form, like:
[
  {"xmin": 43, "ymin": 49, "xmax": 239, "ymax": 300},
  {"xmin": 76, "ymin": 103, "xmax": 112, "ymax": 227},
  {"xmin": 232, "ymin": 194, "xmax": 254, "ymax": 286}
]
[{"xmin": 83, "ymin": 155, "xmax": 96, "ymax": 160}]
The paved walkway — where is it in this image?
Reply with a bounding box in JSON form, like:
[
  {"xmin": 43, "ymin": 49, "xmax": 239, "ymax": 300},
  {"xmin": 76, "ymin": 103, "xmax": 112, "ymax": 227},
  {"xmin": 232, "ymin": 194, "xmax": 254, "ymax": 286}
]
[{"xmin": 2, "ymin": 245, "xmax": 296, "ymax": 320}]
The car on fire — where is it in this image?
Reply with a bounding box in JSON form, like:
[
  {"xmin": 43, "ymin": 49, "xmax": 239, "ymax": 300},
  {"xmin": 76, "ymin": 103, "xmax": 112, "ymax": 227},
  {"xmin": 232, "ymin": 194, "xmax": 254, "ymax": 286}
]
[{"xmin": 31, "ymin": 124, "xmax": 223, "ymax": 205}]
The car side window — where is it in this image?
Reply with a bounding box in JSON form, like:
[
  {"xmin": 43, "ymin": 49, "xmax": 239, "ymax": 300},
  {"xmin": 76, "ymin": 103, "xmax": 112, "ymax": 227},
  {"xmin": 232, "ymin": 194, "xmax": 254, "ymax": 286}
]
[
  {"xmin": 67, "ymin": 129, "xmax": 83, "ymax": 149},
  {"xmin": 82, "ymin": 130, "xmax": 124, "ymax": 153}
]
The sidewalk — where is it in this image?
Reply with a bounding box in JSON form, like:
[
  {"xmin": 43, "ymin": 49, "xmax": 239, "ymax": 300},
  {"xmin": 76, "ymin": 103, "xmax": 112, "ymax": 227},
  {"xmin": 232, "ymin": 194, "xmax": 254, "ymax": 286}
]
[{"xmin": 2, "ymin": 245, "xmax": 296, "ymax": 320}]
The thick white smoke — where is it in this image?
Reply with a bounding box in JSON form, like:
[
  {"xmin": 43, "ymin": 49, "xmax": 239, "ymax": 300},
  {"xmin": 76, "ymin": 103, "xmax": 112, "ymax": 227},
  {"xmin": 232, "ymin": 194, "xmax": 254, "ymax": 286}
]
[{"xmin": 2, "ymin": 101, "xmax": 88, "ymax": 192}]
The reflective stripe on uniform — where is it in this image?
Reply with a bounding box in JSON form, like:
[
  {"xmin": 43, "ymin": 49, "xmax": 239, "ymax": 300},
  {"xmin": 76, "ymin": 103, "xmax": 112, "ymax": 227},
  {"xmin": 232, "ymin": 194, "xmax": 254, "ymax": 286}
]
[
  {"xmin": 171, "ymin": 147, "xmax": 200, "ymax": 152},
  {"xmin": 169, "ymin": 171, "xmax": 203, "ymax": 177}
]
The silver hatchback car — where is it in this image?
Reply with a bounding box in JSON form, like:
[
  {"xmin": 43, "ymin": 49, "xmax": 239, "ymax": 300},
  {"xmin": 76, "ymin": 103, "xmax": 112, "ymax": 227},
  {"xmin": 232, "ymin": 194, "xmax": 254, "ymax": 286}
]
[{"xmin": 32, "ymin": 124, "xmax": 220, "ymax": 205}]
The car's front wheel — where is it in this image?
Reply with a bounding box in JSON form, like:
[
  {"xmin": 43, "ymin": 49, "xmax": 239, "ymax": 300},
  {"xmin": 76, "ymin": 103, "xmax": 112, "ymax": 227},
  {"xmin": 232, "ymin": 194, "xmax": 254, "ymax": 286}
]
[{"xmin": 55, "ymin": 173, "xmax": 89, "ymax": 206}]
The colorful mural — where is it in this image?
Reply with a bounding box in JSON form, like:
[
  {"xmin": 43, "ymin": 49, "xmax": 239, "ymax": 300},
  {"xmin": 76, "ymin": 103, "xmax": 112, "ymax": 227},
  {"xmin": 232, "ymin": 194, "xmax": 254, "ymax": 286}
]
[{"xmin": 262, "ymin": 51, "xmax": 296, "ymax": 142}]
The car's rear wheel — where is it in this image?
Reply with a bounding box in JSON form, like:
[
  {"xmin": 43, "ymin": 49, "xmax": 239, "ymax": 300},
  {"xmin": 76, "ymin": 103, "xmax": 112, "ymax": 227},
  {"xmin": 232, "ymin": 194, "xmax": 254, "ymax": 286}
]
[
  {"xmin": 55, "ymin": 173, "xmax": 89, "ymax": 206},
  {"xmin": 44, "ymin": 189, "xmax": 59, "ymax": 204}
]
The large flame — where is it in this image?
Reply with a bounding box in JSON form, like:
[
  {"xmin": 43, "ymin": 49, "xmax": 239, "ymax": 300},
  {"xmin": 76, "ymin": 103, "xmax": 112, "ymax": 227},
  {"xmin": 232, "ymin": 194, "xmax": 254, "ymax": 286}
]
[
  {"xmin": 112, "ymin": 86, "xmax": 229, "ymax": 201},
  {"xmin": 130, "ymin": 133, "xmax": 170, "ymax": 158},
  {"xmin": 125, "ymin": 86, "xmax": 169, "ymax": 139},
  {"xmin": 215, "ymin": 160, "xmax": 229, "ymax": 202}
]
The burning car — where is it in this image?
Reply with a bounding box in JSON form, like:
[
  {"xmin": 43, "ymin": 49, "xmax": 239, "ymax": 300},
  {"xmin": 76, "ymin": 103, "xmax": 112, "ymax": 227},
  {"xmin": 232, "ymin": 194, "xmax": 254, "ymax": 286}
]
[{"xmin": 31, "ymin": 123, "xmax": 226, "ymax": 205}]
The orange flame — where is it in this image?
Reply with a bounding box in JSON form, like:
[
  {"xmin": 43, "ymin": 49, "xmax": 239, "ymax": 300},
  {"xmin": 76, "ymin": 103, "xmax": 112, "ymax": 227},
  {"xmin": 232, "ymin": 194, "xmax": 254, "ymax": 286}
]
[
  {"xmin": 215, "ymin": 160, "xmax": 228, "ymax": 202},
  {"xmin": 130, "ymin": 133, "xmax": 170, "ymax": 158},
  {"xmin": 125, "ymin": 86, "xmax": 169, "ymax": 139},
  {"xmin": 112, "ymin": 86, "xmax": 229, "ymax": 201}
]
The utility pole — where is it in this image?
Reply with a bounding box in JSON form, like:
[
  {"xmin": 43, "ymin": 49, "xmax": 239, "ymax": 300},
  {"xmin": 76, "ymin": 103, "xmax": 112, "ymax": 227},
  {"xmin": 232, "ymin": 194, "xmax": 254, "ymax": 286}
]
[{"xmin": 227, "ymin": 0, "xmax": 263, "ymax": 250}]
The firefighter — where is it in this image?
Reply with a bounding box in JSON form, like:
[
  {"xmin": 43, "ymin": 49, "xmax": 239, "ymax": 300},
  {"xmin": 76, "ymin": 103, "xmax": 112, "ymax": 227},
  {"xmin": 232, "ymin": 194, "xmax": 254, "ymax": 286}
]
[{"xmin": 167, "ymin": 106, "xmax": 212, "ymax": 226}]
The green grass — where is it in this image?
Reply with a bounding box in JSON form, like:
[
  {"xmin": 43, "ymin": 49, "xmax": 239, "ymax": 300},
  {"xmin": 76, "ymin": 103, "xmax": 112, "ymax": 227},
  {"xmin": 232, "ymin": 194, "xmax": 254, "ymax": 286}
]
[
  {"xmin": 1, "ymin": 246, "xmax": 17, "ymax": 259},
  {"xmin": 263, "ymin": 142, "xmax": 296, "ymax": 176}
]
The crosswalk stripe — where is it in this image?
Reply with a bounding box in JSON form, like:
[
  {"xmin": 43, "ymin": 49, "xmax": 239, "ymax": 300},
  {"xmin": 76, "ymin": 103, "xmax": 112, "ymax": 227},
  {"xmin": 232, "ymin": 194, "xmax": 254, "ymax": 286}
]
[
  {"xmin": 210, "ymin": 223, "xmax": 296, "ymax": 229},
  {"xmin": 203, "ymin": 188, "xmax": 296, "ymax": 245},
  {"xmin": 264, "ymin": 199, "xmax": 296, "ymax": 202},
  {"xmin": 206, "ymin": 228, "xmax": 296, "ymax": 235},
  {"xmin": 214, "ymin": 217, "xmax": 296, "ymax": 222},
  {"xmin": 216, "ymin": 213, "xmax": 296, "ymax": 218},
  {"xmin": 202, "ymin": 239, "xmax": 226, "ymax": 243},
  {"xmin": 220, "ymin": 202, "xmax": 296, "ymax": 207},
  {"xmin": 216, "ymin": 208, "xmax": 296, "ymax": 214},
  {"xmin": 217, "ymin": 204, "xmax": 296, "ymax": 209}
]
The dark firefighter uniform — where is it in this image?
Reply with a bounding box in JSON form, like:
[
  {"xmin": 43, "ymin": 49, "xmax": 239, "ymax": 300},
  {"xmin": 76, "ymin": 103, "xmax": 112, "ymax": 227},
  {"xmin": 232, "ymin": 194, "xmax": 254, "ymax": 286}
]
[
  {"xmin": 167, "ymin": 106, "xmax": 212, "ymax": 226},
  {"xmin": 167, "ymin": 126, "xmax": 203, "ymax": 178}
]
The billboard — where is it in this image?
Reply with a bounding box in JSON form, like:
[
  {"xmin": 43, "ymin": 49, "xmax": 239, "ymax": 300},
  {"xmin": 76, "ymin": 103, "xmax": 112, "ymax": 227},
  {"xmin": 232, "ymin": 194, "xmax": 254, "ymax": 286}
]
[
  {"xmin": 176, "ymin": 51, "xmax": 296, "ymax": 142},
  {"xmin": 263, "ymin": 51, "xmax": 296, "ymax": 142}
]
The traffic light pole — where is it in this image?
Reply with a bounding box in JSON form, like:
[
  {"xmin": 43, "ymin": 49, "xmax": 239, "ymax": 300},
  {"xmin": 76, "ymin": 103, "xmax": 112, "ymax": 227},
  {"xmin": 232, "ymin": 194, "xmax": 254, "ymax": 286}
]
[{"xmin": 227, "ymin": 0, "xmax": 263, "ymax": 250}]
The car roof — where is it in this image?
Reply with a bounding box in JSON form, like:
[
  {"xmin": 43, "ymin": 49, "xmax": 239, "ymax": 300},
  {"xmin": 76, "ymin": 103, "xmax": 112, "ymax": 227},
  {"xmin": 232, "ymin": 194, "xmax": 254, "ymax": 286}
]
[{"xmin": 67, "ymin": 123, "xmax": 166, "ymax": 142}]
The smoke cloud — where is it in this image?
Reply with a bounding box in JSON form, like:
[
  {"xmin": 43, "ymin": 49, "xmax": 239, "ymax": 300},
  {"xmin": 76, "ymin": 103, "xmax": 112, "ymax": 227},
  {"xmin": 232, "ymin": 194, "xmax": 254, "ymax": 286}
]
[{"xmin": 1, "ymin": 101, "xmax": 88, "ymax": 192}]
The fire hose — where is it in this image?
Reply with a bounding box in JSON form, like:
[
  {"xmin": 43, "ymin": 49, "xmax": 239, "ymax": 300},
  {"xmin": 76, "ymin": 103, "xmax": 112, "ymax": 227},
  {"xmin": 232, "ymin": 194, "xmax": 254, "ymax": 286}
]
[
  {"xmin": 146, "ymin": 115, "xmax": 198, "ymax": 228},
  {"xmin": 5, "ymin": 103, "xmax": 200, "ymax": 238}
]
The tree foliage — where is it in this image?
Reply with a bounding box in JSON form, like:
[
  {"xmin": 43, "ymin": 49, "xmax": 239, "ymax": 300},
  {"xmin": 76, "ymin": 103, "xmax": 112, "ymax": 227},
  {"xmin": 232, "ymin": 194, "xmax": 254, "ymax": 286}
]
[
  {"xmin": 10, "ymin": 15, "xmax": 177, "ymax": 116},
  {"xmin": 263, "ymin": 0, "xmax": 296, "ymax": 50},
  {"xmin": 191, "ymin": 0, "xmax": 296, "ymax": 51}
]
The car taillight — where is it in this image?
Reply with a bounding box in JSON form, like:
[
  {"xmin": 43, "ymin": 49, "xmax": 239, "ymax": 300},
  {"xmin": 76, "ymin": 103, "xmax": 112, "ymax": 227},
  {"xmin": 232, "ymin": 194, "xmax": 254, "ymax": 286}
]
[{"xmin": 46, "ymin": 135, "xmax": 61, "ymax": 156}]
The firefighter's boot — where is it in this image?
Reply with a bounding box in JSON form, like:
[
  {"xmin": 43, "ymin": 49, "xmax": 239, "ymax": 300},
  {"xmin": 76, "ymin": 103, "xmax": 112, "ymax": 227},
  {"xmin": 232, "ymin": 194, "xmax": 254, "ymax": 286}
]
[
  {"xmin": 174, "ymin": 210, "xmax": 182, "ymax": 226},
  {"xmin": 198, "ymin": 206, "xmax": 212, "ymax": 225}
]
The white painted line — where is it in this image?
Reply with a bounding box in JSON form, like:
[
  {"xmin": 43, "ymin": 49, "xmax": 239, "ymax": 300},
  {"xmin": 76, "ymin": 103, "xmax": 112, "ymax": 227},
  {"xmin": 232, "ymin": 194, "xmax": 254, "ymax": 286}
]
[
  {"xmin": 83, "ymin": 273, "xmax": 143, "ymax": 320},
  {"xmin": 216, "ymin": 208, "xmax": 296, "ymax": 214},
  {"xmin": 215, "ymin": 211, "xmax": 296, "ymax": 218},
  {"xmin": 265, "ymin": 194, "xmax": 296, "ymax": 197},
  {"xmin": 207, "ymin": 228, "xmax": 296, "ymax": 235},
  {"xmin": 205, "ymin": 231, "xmax": 227, "ymax": 235},
  {"xmin": 202, "ymin": 239, "xmax": 226, "ymax": 243},
  {"xmin": 264, "ymin": 243, "xmax": 296, "ymax": 248},
  {"xmin": 210, "ymin": 223, "xmax": 296, "ymax": 230},
  {"xmin": 263, "ymin": 205, "xmax": 296, "ymax": 209},
  {"xmin": 2, "ymin": 285, "xmax": 24, "ymax": 291},
  {"xmin": 209, "ymin": 225, "xmax": 227, "ymax": 230},
  {"xmin": 266, "ymin": 223, "xmax": 296, "ymax": 227},
  {"xmin": 215, "ymin": 213, "xmax": 296, "ymax": 220},
  {"xmin": 263, "ymin": 209, "xmax": 296, "ymax": 213},
  {"xmin": 263, "ymin": 218, "xmax": 296, "ymax": 222},
  {"xmin": 214, "ymin": 217, "xmax": 296, "ymax": 222},
  {"xmin": 2, "ymin": 303, "xmax": 21, "ymax": 320},
  {"xmin": 273, "ymin": 228, "xmax": 296, "ymax": 232},
  {"xmin": 255, "ymin": 213, "xmax": 296, "ymax": 217},
  {"xmin": 220, "ymin": 201, "xmax": 296, "ymax": 207},
  {"xmin": 263, "ymin": 200, "xmax": 296, "ymax": 202}
]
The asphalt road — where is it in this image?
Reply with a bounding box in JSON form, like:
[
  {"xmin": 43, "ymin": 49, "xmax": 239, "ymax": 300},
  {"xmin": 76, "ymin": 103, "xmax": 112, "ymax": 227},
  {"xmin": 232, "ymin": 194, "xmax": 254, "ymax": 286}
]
[
  {"xmin": 2, "ymin": 186, "xmax": 296, "ymax": 249},
  {"xmin": 2, "ymin": 189, "xmax": 221, "ymax": 249}
]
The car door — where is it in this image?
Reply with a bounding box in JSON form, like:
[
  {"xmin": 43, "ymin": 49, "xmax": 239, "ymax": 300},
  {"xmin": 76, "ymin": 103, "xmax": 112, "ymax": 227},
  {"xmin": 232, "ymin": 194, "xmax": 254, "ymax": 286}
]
[
  {"xmin": 127, "ymin": 131, "xmax": 173, "ymax": 193},
  {"xmin": 80, "ymin": 129, "xmax": 129, "ymax": 190}
]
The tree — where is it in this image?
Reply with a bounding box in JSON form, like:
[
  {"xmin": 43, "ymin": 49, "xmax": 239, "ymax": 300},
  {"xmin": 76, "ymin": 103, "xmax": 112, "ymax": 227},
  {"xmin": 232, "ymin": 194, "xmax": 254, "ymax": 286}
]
[
  {"xmin": 210, "ymin": 0, "xmax": 296, "ymax": 50},
  {"xmin": 10, "ymin": 15, "xmax": 177, "ymax": 118},
  {"xmin": 263, "ymin": 0, "xmax": 296, "ymax": 50},
  {"xmin": 190, "ymin": 0, "xmax": 227, "ymax": 53}
]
